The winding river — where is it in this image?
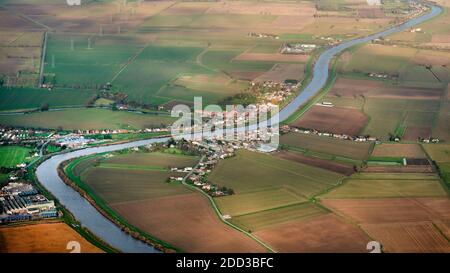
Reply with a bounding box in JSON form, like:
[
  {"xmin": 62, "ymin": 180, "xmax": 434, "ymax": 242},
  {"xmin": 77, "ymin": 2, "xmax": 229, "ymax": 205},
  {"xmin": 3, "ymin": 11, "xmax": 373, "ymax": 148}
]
[{"xmin": 35, "ymin": 5, "xmax": 442, "ymax": 253}]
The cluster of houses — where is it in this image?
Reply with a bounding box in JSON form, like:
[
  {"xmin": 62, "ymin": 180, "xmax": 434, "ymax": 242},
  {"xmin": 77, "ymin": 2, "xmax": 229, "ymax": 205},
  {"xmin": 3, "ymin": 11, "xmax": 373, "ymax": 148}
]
[
  {"xmin": 252, "ymin": 80, "xmax": 299, "ymax": 107},
  {"xmin": 281, "ymin": 125, "xmax": 378, "ymax": 142},
  {"xmin": 421, "ymin": 138, "xmax": 440, "ymax": 144},
  {"xmin": 185, "ymin": 141, "xmax": 239, "ymax": 197},
  {"xmin": 0, "ymin": 182, "xmax": 58, "ymax": 223},
  {"xmin": 39, "ymin": 83, "xmax": 54, "ymax": 90},
  {"xmin": 0, "ymin": 127, "xmax": 52, "ymax": 146},
  {"xmin": 247, "ymin": 32, "xmax": 279, "ymax": 39},
  {"xmin": 74, "ymin": 127, "xmax": 169, "ymax": 136},
  {"xmin": 367, "ymin": 72, "xmax": 398, "ymax": 80},
  {"xmin": 281, "ymin": 43, "xmax": 317, "ymax": 54}
]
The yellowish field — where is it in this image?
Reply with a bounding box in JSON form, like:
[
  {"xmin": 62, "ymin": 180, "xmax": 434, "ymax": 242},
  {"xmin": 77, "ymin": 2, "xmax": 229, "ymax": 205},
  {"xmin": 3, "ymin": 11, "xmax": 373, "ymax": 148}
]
[
  {"xmin": 424, "ymin": 144, "xmax": 450, "ymax": 162},
  {"xmin": 0, "ymin": 223, "xmax": 103, "ymax": 253},
  {"xmin": 230, "ymin": 203, "xmax": 327, "ymax": 232},
  {"xmin": 215, "ymin": 187, "xmax": 306, "ymax": 217}
]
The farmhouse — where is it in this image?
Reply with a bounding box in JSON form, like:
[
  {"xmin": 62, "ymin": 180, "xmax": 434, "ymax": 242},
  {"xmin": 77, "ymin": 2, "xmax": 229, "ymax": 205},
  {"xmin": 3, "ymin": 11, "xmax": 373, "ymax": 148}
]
[{"xmin": 281, "ymin": 43, "xmax": 317, "ymax": 54}]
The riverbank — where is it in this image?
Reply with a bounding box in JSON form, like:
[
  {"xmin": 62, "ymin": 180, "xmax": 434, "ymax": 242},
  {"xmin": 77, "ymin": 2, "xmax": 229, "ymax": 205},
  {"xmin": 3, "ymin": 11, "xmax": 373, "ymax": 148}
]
[{"xmin": 57, "ymin": 157, "xmax": 179, "ymax": 253}]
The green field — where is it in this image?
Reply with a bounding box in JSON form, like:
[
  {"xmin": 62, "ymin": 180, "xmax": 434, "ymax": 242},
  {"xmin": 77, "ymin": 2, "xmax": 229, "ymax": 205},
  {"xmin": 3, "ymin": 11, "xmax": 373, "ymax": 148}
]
[
  {"xmin": 230, "ymin": 203, "xmax": 327, "ymax": 232},
  {"xmin": 81, "ymin": 168, "xmax": 189, "ymax": 204},
  {"xmin": 215, "ymin": 187, "xmax": 306, "ymax": 217},
  {"xmin": 342, "ymin": 44, "xmax": 416, "ymax": 76},
  {"xmin": 0, "ymin": 108, "xmax": 175, "ymax": 130},
  {"xmin": 424, "ymin": 144, "xmax": 450, "ymax": 189},
  {"xmin": 209, "ymin": 149, "xmax": 340, "ymax": 233},
  {"xmin": 67, "ymin": 151, "xmax": 200, "ymax": 204},
  {"xmin": 424, "ymin": 144, "xmax": 450, "ymax": 162},
  {"xmin": 321, "ymin": 173, "xmax": 447, "ymax": 199},
  {"xmin": 0, "ymin": 146, "xmax": 34, "ymax": 168},
  {"xmin": 43, "ymin": 33, "xmax": 263, "ymax": 106},
  {"xmin": 44, "ymin": 34, "xmax": 144, "ymax": 88},
  {"xmin": 362, "ymin": 98, "xmax": 440, "ymax": 139},
  {"xmin": 102, "ymin": 152, "xmax": 199, "ymax": 169},
  {"xmin": 280, "ymin": 132, "xmax": 373, "ymax": 160},
  {"xmin": 0, "ymin": 173, "xmax": 9, "ymax": 185},
  {"xmin": 209, "ymin": 149, "xmax": 342, "ymax": 207},
  {"xmin": 0, "ymin": 87, "xmax": 97, "ymax": 111}
]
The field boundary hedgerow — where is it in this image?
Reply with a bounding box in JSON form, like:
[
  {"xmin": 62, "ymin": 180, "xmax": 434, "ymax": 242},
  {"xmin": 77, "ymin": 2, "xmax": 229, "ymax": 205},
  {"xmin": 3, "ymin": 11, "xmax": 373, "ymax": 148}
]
[{"xmin": 180, "ymin": 156, "xmax": 277, "ymax": 253}]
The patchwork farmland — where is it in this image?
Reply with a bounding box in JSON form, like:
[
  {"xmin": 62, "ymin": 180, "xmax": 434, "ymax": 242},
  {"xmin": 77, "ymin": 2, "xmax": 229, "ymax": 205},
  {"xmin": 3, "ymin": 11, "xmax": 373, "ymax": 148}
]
[
  {"xmin": 0, "ymin": 0, "xmax": 449, "ymax": 255},
  {"xmin": 65, "ymin": 150, "xmax": 266, "ymax": 252}
]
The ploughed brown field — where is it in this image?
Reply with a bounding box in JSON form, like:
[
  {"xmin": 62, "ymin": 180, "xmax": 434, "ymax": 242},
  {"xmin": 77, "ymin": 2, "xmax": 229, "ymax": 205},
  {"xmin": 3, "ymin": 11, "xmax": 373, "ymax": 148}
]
[
  {"xmin": 0, "ymin": 223, "xmax": 103, "ymax": 253},
  {"xmin": 321, "ymin": 198, "xmax": 450, "ymax": 252},
  {"xmin": 255, "ymin": 63, "xmax": 304, "ymax": 83},
  {"xmin": 362, "ymin": 222, "xmax": 450, "ymax": 253},
  {"xmin": 371, "ymin": 143, "xmax": 426, "ymax": 158},
  {"xmin": 233, "ymin": 52, "xmax": 309, "ymax": 63},
  {"xmin": 292, "ymin": 105, "xmax": 368, "ymax": 135},
  {"xmin": 403, "ymin": 127, "xmax": 432, "ymax": 141},
  {"xmin": 329, "ymin": 78, "xmax": 443, "ymax": 100},
  {"xmin": 228, "ymin": 71, "xmax": 264, "ymax": 81},
  {"xmin": 274, "ymin": 150, "xmax": 355, "ymax": 176},
  {"xmin": 254, "ymin": 214, "xmax": 370, "ymax": 253},
  {"xmin": 322, "ymin": 198, "xmax": 450, "ymax": 224},
  {"xmin": 111, "ymin": 193, "xmax": 267, "ymax": 253},
  {"xmin": 413, "ymin": 51, "xmax": 450, "ymax": 66}
]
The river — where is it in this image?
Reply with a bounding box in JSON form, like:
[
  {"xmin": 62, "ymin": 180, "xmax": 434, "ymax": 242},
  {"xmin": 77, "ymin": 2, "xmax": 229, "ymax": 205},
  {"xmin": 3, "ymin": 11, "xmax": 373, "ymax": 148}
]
[{"xmin": 35, "ymin": 4, "xmax": 442, "ymax": 253}]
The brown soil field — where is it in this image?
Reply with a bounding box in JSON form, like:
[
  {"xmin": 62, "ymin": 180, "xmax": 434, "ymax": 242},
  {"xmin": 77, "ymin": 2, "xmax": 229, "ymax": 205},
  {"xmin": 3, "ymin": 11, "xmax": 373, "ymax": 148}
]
[
  {"xmin": 416, "ymin": 198, "xmax": 450, "ymax": 219},
  {"xmin": 435, "ymin": 220, "xmax": 450, "ymax": 239},
  {"xmin": 323, "ymin": 198, "xmax": 450, "ymax": 252},
  {"xmin": 270, "ymin": 15, "xmax": 315, "ymax": 30},
  {"xmin": 362, "ymin": 222, "xmax": 450, "ymax": 253},
  {"xmin": 111, "ymin": 193, "xmax": 267, "ymax": 253},
  {"xmin": 7, "ymin": 2, "xmax": 174, "ymax": 33},
  {"xmin": 162, "ymin": 99, "xmax": 194, "ymax": 110},
  {"xmin": 363, "ymin": 165, "xmax": 433, "ymax": 173},
  {"xmin": 431, "ymin": 34, "xmax": 450, "ymax": 43},
  {"xmin": 0, "ymin": 222, "xmax": 103, "ymax": 253},
  {"xmin": 330, "ymin": 78, "xmax": 443, "ymax": 100},
  {"xmin": 162, "ymin": 2, "xmax": 211, "ymax": 15},
  {"xmin": 228, "ymin": 71, "xmax": 264, "ymax": 81},
  {"xmin": 403, "ymin": 127, "xmax": 432, "ymax": 141},
  {"xmin": 292, "ymin": 105, "xmax": 368, "ymax": 135},
  {"xmin": 0, "ymin": 10, "xmax": 38, "ymax": 30},
  {"xmin": 205, "ymin": 2, "xmax": 317, "ymax": 16},
  {"xmin": 280, "ymin": 132, "xmax": 373, "ymax": 160},
  {"xmin": 413, "ymin": 51, "xmax": 450, "ymax": 66},
  {"xmin": 321, "ymin": 198, "xmax": 449, "ymax": 224},
  {"xmin": 371, "ymin": 143, "xmax": 426, "ymax": 158},
  {"xmin": 274, "ymin": 151, "xmax": 355, "ymax": 176},
  {"xmin": 234, "ymin": 53, "xmax": 309, "ymax": 63},
  {"xmin": 254, "ymin": 214, "xmax": 370, "ymax": 253},
  {"xmin": 357, "ymin": 8, "xmax": 386, "ymax": 18},
  {"xmin": 255, "ymin": 63, "xmax": 304, "ymax": 83}
]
